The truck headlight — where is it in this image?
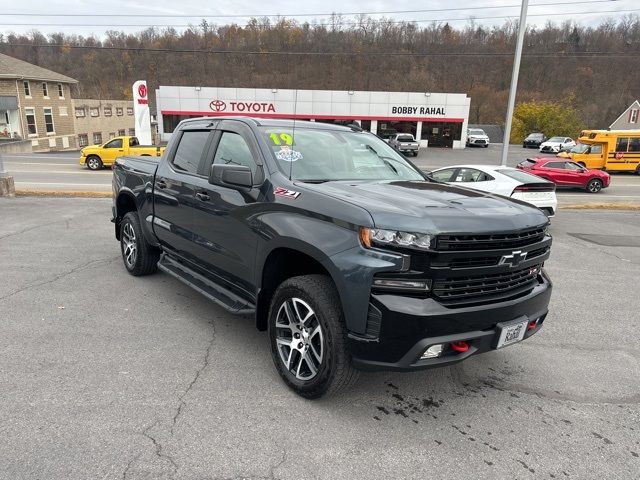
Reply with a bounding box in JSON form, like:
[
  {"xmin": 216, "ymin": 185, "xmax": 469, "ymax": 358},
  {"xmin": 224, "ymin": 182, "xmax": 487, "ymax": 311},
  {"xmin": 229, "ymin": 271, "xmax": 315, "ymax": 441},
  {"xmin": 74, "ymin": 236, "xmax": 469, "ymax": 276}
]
[{"xmin": 360, "ymin": 227, "xmax": 434, "ymax": 250}]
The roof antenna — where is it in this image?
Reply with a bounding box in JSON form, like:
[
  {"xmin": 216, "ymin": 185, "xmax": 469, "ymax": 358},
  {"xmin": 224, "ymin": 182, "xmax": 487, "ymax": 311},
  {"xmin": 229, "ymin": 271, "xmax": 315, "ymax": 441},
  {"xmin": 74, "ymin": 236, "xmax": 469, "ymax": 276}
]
[{"xmin": 289, "ymin": 88, "xmax": 298, "ymax": 181}]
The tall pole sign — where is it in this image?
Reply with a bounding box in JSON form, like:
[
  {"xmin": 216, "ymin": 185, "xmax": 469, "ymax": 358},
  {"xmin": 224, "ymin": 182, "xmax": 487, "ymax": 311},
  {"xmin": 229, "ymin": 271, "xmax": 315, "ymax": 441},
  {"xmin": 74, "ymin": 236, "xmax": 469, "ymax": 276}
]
[
  {"xmin": 500, "ymin": 0, "xmax": 529, "ymax": 166},
  {"xmin": 133, "ymin": 80, "xmax": 152, "ymax": 145}
]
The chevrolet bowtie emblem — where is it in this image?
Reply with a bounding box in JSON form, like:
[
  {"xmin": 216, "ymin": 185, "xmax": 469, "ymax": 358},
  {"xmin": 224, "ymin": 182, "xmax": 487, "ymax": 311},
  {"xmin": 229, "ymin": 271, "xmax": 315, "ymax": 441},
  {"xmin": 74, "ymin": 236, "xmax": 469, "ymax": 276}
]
[{"xmin": 499, "ymin": 250, "xmax": 528, "ymax": 267}]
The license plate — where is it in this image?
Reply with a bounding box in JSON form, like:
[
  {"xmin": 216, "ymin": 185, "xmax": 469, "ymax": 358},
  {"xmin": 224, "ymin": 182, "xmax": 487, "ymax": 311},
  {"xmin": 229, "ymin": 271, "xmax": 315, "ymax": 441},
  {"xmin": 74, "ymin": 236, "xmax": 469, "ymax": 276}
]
[
  {"xmin": 496, "ymin": 320, "xmax": 527, "ymax": 349},
  {"xmin": 524, "ymin": 192, "xmax": 552, "ymax": 199}
]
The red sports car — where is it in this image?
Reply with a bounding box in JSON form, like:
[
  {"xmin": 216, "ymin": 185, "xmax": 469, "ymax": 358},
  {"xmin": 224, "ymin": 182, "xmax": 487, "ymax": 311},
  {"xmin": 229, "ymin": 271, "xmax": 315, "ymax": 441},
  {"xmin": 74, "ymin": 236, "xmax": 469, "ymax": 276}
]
[{"xmin": 517, "ymin": 157, "xmax": 610, "ymax": 193}]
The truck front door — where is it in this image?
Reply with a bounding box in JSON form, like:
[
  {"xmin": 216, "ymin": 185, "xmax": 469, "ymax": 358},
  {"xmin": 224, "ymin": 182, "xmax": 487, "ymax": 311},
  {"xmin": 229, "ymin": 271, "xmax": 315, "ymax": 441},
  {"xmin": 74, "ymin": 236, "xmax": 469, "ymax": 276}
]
[
  {"xmin": 190, "ymin": 121, "xmax": 263, "ymax": 296},
  {"xmin": 101, "ymin": 138, "xmax": 124, "ymax": 165}
]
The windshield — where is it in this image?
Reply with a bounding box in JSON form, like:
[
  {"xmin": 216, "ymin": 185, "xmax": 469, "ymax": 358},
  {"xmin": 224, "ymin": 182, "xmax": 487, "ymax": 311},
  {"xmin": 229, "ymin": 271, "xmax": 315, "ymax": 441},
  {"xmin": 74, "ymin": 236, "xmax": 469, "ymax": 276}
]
[
  {"xmin": 468, "ymin": 129, "xmax": 486, "ymax": 135},
  {"xmin": 497, "ymin": 169, "xmax": 549, "ymax": 184},
  {"xmin": 397, "ymin": 135, "xmax": 415, "ymax": 142},
  {"xmin": 526, "ymin": 133, "xmax": 543, "ymax": 139},
  {"xmin": 570, "ymin": 143, "xmax": 590, "ymax": 153},
  {"xmin": 260, "ymin": 127, "xmax": 425, "ymax": 182},
  {"xmin": 548, "ymin": 136, "xmax": 564, "ymax": 143}
]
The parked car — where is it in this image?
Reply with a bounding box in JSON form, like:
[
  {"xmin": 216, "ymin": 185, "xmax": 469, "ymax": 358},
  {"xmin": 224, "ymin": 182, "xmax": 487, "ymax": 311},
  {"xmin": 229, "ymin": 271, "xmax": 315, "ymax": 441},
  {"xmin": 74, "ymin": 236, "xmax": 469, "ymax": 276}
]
[
  {"xmin": 112, "ymin": 117, "xmax": 552, "ymax": 398},
  {"xmin": 517, "ymin": 157, "xmax": 610, "ymax": 193},
  {"xmin": 430, "ymin": 164, "xmax": 557, "ymax": 216},
  {"xmin": 466, "ymin": 128, "xmax": 490, "ymax": 148},
  {"xmin": 539, "ymin": 136, "xmax": 575, "ymax": 154},
  {"xmin": 523, "ymin": 132, "xmax": 547, "ymax": 148},
  {"xmin": 80, "ymin": 136, "xmax": 165, "ymax": 170},
  {"xmin": 388, "ymin": 133, "xmax": 420, "ymax": 156}
]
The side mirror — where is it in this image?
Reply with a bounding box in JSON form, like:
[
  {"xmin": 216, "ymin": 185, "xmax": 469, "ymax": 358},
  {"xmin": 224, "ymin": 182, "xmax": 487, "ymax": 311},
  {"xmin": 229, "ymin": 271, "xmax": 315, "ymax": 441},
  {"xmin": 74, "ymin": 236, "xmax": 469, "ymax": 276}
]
[
  {"xmin": 422, "ymin": 169, "xmax": 434, "ymax": 179},
  {"xmin": 209, "ymin": 164, "xmax": 253, "ymax": 189}
]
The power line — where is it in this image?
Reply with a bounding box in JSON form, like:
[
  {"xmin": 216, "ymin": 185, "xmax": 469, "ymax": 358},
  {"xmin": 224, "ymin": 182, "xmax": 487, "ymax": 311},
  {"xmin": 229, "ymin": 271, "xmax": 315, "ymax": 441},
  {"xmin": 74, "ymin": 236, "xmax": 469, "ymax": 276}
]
[
  {"xmin": 0, "ymin": 8, "xmax": 637, "ymax": 28},
  {"xmin": 2, "ymin": 43, "xmax": 638, "ymax": 57},
  {"xmin": 0, "ymin": 0, "xmax": 624, "ymax": 18}
]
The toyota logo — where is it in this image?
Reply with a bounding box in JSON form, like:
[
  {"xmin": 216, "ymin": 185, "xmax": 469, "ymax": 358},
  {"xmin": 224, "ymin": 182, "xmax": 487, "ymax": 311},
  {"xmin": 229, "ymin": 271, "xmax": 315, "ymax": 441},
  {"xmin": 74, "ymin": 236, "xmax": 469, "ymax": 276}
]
[
  {"xmin": 137, "ymin": 84, "xmax": 147, "ymax": 98},
  {"xmin": 209, "ymin": 100, "xmax": 227, "ymax": 112}
]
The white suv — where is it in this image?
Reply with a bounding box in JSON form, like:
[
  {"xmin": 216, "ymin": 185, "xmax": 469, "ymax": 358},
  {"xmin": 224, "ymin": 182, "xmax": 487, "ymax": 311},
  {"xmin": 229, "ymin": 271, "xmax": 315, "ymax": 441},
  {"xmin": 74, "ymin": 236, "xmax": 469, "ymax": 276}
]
[
  {"xmin": 539, "ymin": 136, "xmax": 575, "ymax": 153},
  {"xmin": 466, "ymin": 129, "xmax": 490, "ymax": 148}
]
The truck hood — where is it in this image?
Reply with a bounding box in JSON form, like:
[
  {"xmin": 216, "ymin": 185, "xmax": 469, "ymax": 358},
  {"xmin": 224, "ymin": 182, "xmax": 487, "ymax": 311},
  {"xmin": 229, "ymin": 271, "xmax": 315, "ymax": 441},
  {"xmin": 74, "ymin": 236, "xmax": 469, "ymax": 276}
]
[
  {"xmin": 296, "ymin": 180, "xmax": 548, "ymax": 234},
  {"xmin": 81, "ymin": 145, "xmax": 102, "ymax": 154}
]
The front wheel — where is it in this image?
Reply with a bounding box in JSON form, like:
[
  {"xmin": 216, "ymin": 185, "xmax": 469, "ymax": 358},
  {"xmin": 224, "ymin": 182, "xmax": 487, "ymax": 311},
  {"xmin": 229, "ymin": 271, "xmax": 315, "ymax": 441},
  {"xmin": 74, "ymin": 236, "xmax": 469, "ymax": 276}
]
[
  {"xmin": 86, "ymin": 155, "xmax": 103, "ymax": 170},
  {"xmin": 120, "ymin": 212, "xmax": 160, "ymax": 276},
  {"xmin": 268, "ymin": 275, "xmax": 358, "ymax": 399},
  {"xmin": 586, "ymin": 178, "xmax": 603, "ymax": 193}
]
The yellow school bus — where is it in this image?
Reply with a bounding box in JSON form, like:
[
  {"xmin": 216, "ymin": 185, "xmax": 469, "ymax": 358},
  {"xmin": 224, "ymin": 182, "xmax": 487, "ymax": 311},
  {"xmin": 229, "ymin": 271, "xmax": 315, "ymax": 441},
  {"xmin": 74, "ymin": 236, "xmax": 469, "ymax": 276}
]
[{"xmin": 559, "ymin": 130, "xmax": 640, "ymax": 173}]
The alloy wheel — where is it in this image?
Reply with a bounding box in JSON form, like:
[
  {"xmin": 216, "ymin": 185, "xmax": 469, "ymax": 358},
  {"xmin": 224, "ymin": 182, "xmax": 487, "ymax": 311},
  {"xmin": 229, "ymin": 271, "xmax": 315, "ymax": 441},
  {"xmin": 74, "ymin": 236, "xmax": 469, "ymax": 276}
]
[
  {"xmin": 588, "ymin": 180, "xmax": 602, "ymax": 193},
  {"xmin": 122, "ymin": 222, "xmax": 137, "ymax": 268},
  {"xmin": 275, "ymin": 297, "xmax": 324, "ymax": 380},
  {"xmin": 87, "ymin": 158, "xmax": 99, "ymax": 170}
]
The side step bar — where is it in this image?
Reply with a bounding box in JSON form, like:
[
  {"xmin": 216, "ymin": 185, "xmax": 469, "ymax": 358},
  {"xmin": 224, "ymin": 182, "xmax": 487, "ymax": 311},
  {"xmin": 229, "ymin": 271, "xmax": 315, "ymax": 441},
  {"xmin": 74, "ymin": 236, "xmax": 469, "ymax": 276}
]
[{"xmin": 157, "ymin": 254, "xmax": 255, "ymax": 314}]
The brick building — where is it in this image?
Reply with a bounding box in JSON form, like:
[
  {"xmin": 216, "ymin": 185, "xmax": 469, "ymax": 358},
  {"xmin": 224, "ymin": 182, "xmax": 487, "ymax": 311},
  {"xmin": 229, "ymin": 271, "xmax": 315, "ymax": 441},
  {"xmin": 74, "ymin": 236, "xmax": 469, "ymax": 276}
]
[
  {"xmin": 72, "ymin": 98, "xmax": 136, "ymax": 147},
  {"xmin": 0, "ymin": 52, "xmax": 78, "ymax": 151}
]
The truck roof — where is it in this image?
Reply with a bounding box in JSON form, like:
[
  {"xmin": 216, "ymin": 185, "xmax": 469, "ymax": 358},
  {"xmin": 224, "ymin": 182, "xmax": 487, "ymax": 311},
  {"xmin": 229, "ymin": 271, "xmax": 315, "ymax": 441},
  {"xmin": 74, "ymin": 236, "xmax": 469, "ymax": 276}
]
[{"xmin": 179, "ymin": 116, "xmax": 358, "ymax": 132}]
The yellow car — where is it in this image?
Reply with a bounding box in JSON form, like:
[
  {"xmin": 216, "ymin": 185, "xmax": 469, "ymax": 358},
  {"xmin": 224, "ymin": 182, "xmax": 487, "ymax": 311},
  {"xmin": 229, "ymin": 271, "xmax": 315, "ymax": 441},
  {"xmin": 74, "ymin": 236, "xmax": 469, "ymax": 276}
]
[{"xmin": 80, "ymin": 136, "xmax": 165, "ymax": 170}]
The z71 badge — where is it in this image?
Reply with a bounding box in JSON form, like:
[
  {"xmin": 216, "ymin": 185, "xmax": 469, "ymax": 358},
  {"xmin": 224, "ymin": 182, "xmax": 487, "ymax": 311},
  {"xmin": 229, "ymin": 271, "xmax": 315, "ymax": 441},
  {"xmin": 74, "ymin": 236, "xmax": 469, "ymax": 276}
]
[{"xmin": 274, "ymin": 187, "xmax": 301, "ymax": 199}]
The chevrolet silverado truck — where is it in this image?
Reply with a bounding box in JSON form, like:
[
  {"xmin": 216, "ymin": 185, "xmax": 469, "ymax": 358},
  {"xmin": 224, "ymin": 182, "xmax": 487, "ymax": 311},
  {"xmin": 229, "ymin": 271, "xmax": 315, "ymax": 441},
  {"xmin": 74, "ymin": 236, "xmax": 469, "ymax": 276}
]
[
  {"xmin": 81, "ymin": 136, "xmax": 164, "ymax": 170},
  {"xmin": 112, "ymin": 117, "xmax": 553, "ymax": 398}
]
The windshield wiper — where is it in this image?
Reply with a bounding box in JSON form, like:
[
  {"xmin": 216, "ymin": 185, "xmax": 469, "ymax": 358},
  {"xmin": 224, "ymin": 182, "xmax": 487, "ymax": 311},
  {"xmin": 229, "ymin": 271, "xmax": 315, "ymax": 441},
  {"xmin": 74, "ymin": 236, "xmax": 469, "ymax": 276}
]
[
  {"xmin": 296, "ymin": 179, "xmax": 332, "ymax": 184},
  {"xmin": 365, "ymin": 145, "xmax": 399, "ymax": 174}
]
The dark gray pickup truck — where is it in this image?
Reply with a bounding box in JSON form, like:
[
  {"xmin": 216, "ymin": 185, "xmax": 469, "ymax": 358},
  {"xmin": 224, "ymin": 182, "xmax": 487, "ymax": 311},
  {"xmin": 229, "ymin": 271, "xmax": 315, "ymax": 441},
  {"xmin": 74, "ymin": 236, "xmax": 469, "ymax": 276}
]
[{"xmin": 112, "ymin": 117, "xmax": 552, "ymax": 398}]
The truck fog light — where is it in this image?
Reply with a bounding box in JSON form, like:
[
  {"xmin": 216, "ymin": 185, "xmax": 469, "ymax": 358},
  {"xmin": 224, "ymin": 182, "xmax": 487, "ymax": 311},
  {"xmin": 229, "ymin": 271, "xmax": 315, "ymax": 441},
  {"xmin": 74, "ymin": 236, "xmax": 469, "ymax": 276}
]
[
  {"xmin": 373, "ymin": 279, "xmax": 429, "ymax": 291},
  {"xmin": 421, "ymin": 344, "xmax": 444, "ymax": 359}
]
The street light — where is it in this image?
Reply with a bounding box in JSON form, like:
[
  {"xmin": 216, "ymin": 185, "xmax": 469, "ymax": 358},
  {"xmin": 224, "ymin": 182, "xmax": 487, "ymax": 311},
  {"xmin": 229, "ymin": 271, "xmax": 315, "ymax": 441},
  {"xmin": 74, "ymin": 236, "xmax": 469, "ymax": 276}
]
[{"xmin": 500, "ymin": 0, "xmax": 529, "ymax": 166}]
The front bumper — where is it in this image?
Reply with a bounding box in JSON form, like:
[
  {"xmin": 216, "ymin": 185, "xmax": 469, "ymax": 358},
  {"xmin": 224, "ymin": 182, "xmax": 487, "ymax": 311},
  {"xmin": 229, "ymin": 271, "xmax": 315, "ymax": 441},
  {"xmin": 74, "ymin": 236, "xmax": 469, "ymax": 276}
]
[
  {"xmin": 467, "ymin": 139, "xmax": 489, "ymax": 146},
  {"xmin": 349, "ymin": 271, "xmax": 551, "ymax": 371},
  {"xmin": 539, "ymin": 145, "xmax": 559, "ymax": 153}
]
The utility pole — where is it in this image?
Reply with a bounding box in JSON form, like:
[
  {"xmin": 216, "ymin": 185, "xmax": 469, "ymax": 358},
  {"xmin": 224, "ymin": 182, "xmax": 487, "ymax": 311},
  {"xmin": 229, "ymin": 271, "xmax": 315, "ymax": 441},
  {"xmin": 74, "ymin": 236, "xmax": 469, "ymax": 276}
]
[
  {"xmin": 500, "ymin": 0, "xmax": 529, "ymax": 166},
  {"xmin": 0, "ymin": 150, "xmax": 16, "ymax": 197}
]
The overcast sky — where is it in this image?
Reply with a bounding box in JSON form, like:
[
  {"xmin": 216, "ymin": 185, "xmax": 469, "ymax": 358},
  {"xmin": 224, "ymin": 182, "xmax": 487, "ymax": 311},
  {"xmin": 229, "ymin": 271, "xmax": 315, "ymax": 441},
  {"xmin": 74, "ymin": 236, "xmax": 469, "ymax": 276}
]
[{"xmin": 0, "ymin": 0, "xmax": 637, "ymax": 38}]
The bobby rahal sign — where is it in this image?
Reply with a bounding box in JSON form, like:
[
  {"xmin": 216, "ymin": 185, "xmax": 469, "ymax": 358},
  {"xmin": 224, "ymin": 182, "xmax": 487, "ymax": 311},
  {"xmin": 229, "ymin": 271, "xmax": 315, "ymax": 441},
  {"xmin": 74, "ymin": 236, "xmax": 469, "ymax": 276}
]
[{"xmin": 391, "ymin": 106, "xmax": 446, "ymax": 116}]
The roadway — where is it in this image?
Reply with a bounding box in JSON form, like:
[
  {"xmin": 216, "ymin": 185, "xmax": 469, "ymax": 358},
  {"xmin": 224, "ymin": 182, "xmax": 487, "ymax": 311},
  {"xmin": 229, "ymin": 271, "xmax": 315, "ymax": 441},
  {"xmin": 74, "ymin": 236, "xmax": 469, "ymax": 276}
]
[{"xmin": 2, "ymin": 146, "xmax": 640, "ymax": 205}]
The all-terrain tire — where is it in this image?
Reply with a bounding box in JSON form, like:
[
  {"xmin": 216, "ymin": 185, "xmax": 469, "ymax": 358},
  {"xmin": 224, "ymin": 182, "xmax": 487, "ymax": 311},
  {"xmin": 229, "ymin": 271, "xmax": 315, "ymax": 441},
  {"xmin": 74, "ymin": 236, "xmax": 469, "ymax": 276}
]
[
  {"xmin": 268, "ymin": 275, "xmax": 359, "ymax": 399},
  {"xmin": 120, "ymin": 212, "xmax": 160, "ymax": 276}
]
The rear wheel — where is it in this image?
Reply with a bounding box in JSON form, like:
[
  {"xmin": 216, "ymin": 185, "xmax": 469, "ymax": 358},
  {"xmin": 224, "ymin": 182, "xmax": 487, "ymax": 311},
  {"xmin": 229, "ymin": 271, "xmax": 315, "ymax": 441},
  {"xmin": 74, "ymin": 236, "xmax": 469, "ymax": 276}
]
[
  {"xmin": 586, "ymin": 178, "xmax": 603, "ymax": 193},
  {"xmin": 268, "ymin": 275, "xmax": 358, "ymax": 399},
  {"xmin": 120, "ymin": 212, "xmax": 160, "ymax": 276},
  {"xmin": 636, "ymin": 165, "xmax": 640, "ymax": 176},
  {"xmin": 86, "ymin": 155, "xmax": 103, "ymax": 170}
]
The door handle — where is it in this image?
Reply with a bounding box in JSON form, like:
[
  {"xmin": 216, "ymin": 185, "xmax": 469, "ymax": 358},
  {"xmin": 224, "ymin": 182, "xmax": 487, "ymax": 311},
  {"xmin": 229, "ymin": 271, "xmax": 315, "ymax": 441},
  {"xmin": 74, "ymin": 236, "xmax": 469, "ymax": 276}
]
[
  {"xmin": 196, "ymin": 192, "xmax": 210, "ymax": 201},
  {"xmin": 156, "ymin": 180, "xmax": 167, "ymax": 189}
]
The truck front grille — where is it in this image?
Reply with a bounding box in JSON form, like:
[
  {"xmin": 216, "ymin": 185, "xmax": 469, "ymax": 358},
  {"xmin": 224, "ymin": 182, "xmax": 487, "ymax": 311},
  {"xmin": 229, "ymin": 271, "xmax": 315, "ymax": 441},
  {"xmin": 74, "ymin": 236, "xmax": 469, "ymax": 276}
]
[
  {"xmin": 438, "ymin": 227, "xmax": 546, "ymax": 251},
  {"xmin": 432, "ymin": 264, "xmax": 541, "ymax": 302}
]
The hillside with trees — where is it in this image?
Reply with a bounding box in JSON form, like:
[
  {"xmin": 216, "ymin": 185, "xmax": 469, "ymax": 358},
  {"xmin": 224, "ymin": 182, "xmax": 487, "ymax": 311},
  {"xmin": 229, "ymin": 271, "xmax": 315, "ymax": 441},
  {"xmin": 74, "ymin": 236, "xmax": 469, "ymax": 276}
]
[{"xmin": 1, "ymin": 15, "xmax": 639, "ymax": 128}]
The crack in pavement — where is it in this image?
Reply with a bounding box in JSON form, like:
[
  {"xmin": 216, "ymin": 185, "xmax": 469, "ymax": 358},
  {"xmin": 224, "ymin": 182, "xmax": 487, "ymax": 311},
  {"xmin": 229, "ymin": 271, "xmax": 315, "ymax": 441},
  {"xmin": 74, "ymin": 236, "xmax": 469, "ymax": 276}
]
[
  {"xmin": 121, "ymin": 453, "xmax": 141, "ymax": 480},
  {"xmin": 0, "ymin": 218, "xmax": 65, "ymax": 241},
  {"xmin": 171, "ymin": 321, "xmax": 216, "ymax": 435},
  {"xmin": 142, "ymin": 421, "xmax": 179, "ymax": 479},
  {"xmin": 0, "ymin": 255, "xmax": 120, "ymax": 303}
]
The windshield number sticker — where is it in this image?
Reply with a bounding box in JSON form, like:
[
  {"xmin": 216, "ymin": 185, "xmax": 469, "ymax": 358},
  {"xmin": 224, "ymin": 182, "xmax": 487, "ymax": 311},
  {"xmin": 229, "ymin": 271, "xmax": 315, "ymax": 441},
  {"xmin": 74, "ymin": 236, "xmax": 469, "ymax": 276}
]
[
  {"xmin": 274, "ymin": 187, "xmax": 300, "ymax": 199},
  {"xmin": 270, "ymin": 133, "xmax": 294, "ymax": 146}
]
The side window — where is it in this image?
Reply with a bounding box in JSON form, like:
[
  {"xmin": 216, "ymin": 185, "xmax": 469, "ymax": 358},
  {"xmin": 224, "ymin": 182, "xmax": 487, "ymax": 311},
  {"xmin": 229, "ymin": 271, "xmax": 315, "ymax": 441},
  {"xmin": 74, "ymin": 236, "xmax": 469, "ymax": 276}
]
[
  {"xmin": 590, "ymin": 144, "xmax": 602, "ymax": 154},
  {"xmin": 628, "ymin": 138, "xmax": 640, "ymax": 152},
  {"xmin": 545, "ymin": 162, "xmax": 565, "ymax": 169},
  {"xmin": 564, "ymin": 162, "xmax": 581, "ymax": 171},
  {"xmin": 213, "ymin": 132, "xmax": 257, "ymax": 174},
  {"xmin": 616, "ymin": 137, "xmax": 629, "ymax": 152},
  {"xmin": 104, "ymin": 138, "xmax": 123, "ymax": 149},
  {"xmin": 455, "ymin": 168, "xmax": 485, "ymax": 182},
  {"xmin": 431, "ymin": 168, "xmax": 456, "ymax": 182},
  {"xmin": 172, "ymin": 130, "xmax": 211, "ymax": 174}
]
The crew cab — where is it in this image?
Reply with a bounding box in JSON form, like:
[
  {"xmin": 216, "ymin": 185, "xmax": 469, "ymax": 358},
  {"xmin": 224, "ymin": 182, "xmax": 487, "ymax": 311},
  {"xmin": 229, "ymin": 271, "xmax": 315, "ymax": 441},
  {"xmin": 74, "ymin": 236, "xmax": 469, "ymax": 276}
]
[
  {"xmin": 388, "ymin": 133, "xmax": 420, "ymax": 156},
  {"xmin": 112, "ymin": 117, "xmax": 553, "ymax": 398},
  {"xmin": 80, "ymin": 136, "xmax": 165, "ymax": 170}
]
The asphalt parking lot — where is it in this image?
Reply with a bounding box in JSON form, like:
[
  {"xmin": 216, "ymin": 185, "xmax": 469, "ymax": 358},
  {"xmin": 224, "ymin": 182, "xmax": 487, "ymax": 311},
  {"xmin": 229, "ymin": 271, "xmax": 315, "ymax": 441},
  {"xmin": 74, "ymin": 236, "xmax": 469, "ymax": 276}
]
[
  {"xmin": 0, "ymin": 197, "xmax": 638, "ymax": 479},
  {"xmin": 3, "ymin": 145, "xmax": 640, "ymax": 207}
]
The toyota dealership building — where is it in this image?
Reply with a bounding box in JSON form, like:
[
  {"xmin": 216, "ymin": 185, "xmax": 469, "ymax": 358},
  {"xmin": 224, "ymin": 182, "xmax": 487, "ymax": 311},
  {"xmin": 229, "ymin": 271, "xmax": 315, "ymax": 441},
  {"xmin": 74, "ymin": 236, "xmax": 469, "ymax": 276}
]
[{"xmin": 156, "ymin": 86, "xmax": 472, "ymax": 148}]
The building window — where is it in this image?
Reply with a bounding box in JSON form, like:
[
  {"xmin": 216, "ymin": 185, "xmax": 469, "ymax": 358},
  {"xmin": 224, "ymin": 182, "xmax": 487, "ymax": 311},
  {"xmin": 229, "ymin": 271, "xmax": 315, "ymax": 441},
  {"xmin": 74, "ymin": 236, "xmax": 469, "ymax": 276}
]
[
  {"xmin": 75, "ymin": 107, "xmax": 85, "ymax": 118},
  {"xmin": 104, "ymin": 107, "xmax": 112, "ymax": 117},
  {"xmin": 126, "ymin": 107, "xmax": 134, "ymax": 116},
  {"xmin": 118, "ymin": 129, "xmax": 126, "ymax": 136},
  {"xmin": 93, "ymin": 132, "xmax": 102, "ymax": 144},
  {"xmin": 43, "ymin": 107, "xmax": 55, "ymax": 134},
  {"xmin": 59, "ymin": 107, "xmax": 68, "ymax": 116},
  {"xmin": 23, "ymin": 81, "xmax": 31, "ymax": 97},
  {"xmin": 42, "ymin": 83, "xmax": 49, "ymax": 97},
  {"xmin": 25, "ymin": 108, "xmax": 37, "ymax": 136},
  {"xmin": 58, "ymin": 84, "xmax": 64, "ymax": 98},
  {"xmin": 630, "ymin": 109, "xmax": 639, "ymax": 124},
  {"xmin": 90, "ymin": 108, "xmax": 100, "ymax": 117},
  {"xmin": 116, "ymin": 107, "xmax": 123, "ymax": 116},
  {"xmin": 128, "ymin": 128, "xmax": 135, "ymax": 136},
  {"xmin": 109, "ymin": 132, "xmax": 115, "ymax": 139},
  {"xmin": 78, "ymin": 134, "xmax": 89, "ymax": 147}
]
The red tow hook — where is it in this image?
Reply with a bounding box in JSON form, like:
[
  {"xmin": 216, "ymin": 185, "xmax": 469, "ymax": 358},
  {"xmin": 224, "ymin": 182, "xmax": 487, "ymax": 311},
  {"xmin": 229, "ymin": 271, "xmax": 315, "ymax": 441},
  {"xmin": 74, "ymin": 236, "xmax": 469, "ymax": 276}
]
[
  {"xmin": 528, "ymin": 320, "xmax": 538, "ymax": 331},
  {"xmin": 450, "ymin": 341, "xmax": 469, "ymax": 353}
]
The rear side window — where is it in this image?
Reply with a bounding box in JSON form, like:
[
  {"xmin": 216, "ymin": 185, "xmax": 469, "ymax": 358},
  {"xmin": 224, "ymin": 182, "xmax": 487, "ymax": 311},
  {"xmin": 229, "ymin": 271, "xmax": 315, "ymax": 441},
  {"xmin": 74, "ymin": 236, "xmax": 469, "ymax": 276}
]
[
  {"xmin": 544, "ymin": 162, "xmax": 565, "ymax": 169},
  {"xmin": 431, "ymin": 168, "xmax": 456, "ymax": 182},
  {"xmin": 497, "ymin": 169, "xmax": 550, "ymax": 183},
  {"xmin": 616, "ymin": 137, "xmax": 629, "ymax": 152},
  {"xmin": 172, "ymin": 130, "xmax": 211, "ymax": 174},
  {"xmin": 519, "ymin": 159, "xmax": 537, "ymax": 167},
  {"xmin": 454, "ymin": 168, "xmax": 493, "ymax": 182}
]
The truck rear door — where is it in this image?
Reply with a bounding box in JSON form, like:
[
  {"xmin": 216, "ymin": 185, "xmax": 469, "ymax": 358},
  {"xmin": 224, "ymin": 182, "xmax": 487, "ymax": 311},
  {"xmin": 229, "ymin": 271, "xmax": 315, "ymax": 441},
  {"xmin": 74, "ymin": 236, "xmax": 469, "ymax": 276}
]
[{"xmin": 152, "ymin": 128, "xmax": 214, "ymax": 263}]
